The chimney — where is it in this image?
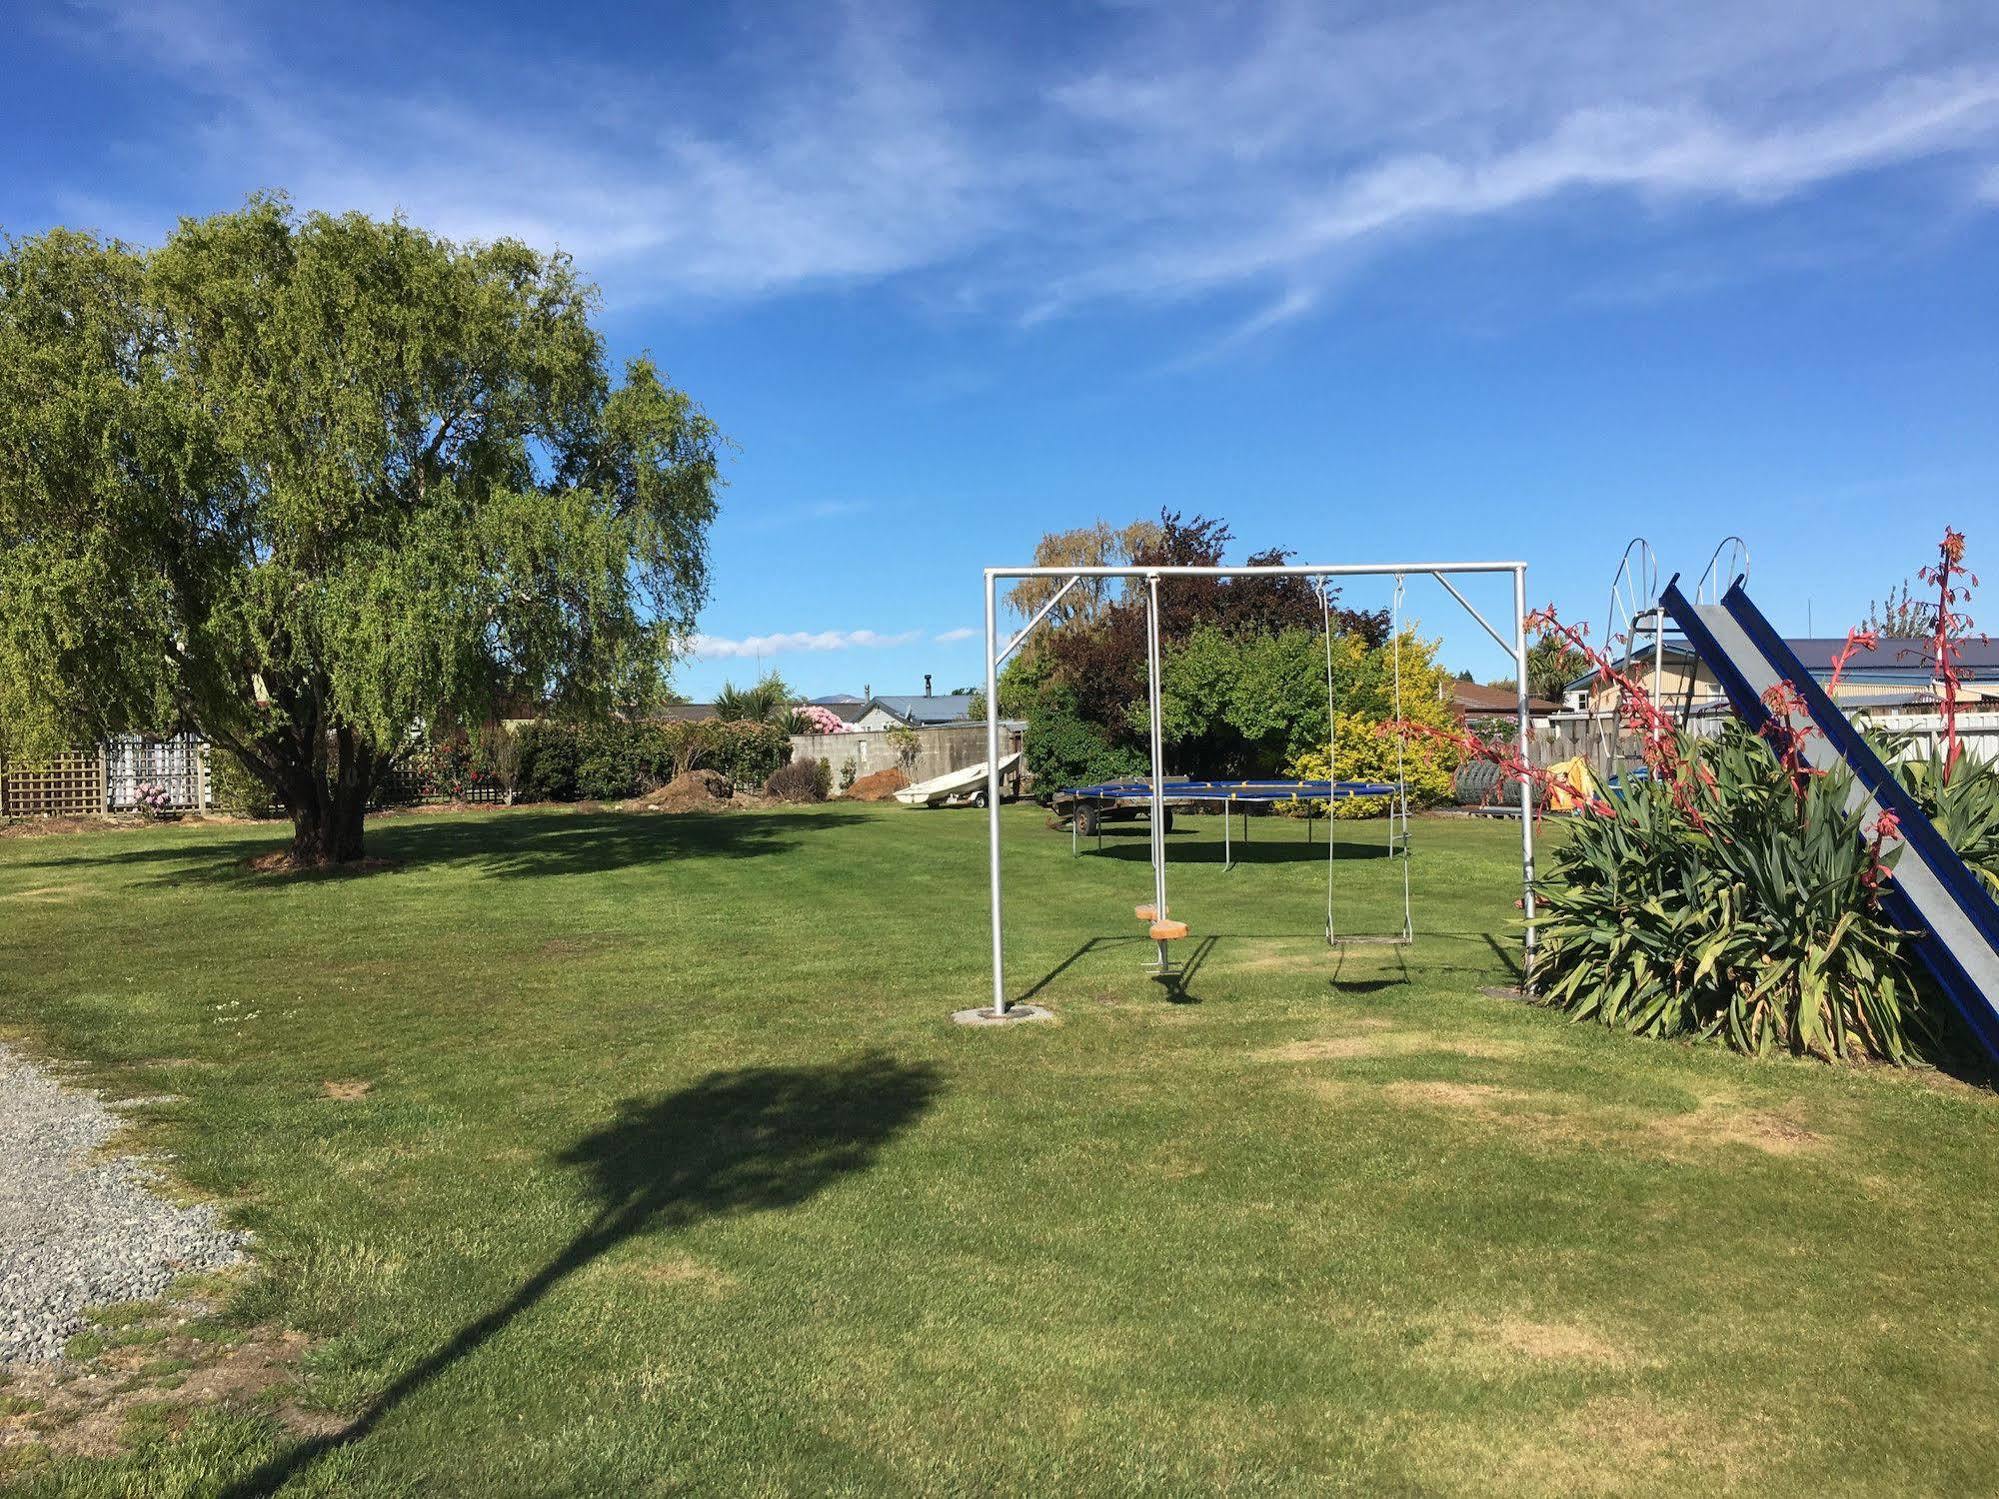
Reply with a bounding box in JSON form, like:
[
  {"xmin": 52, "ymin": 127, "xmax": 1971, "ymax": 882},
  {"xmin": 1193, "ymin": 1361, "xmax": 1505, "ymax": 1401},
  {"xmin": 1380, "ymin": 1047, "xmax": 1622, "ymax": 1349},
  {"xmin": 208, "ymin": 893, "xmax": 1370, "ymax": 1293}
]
[{"xmin": 924, "ymin": 673, "xmax": 933, "ymax": 696}]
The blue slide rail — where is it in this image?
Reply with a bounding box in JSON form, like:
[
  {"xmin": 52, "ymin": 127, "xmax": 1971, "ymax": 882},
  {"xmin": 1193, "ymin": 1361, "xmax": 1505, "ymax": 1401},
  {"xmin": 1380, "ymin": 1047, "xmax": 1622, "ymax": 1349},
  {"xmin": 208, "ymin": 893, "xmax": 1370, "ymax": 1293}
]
[{"xmin": 1660, "ymin": 574, "xmax": 1999, "ymax": 1062}]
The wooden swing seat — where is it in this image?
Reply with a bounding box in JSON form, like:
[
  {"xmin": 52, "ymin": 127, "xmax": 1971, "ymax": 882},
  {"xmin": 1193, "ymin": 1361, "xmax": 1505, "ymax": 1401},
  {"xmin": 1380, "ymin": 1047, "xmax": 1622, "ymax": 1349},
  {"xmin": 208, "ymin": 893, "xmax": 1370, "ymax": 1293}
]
[{"xmin": 1149, "ymin": 920, "xmax": 1189, "ymax": 942}]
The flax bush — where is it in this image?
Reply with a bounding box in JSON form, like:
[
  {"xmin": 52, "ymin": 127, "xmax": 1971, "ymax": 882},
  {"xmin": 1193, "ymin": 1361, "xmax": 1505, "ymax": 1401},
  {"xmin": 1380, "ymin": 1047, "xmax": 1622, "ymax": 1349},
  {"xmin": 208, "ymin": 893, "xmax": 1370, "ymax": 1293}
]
[{"xmin": 1534, "ymin": 724, "xmax": 1943, "ymax": 1062}]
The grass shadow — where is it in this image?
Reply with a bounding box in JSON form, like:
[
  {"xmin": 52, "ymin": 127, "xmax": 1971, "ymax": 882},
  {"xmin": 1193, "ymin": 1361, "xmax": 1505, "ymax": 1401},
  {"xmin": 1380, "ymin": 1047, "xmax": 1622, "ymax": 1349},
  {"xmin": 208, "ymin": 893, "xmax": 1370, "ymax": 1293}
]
[
  {"xmin": 1153, "ymin": 934, "xmax": 1217, "ymax": 1004},
  {"xmin": 219, "ymin": 1051, "xmax": 940, "ymax": 1496},
  {"xmin": 12, "ymin": 807, "xmax": 873, "ymax": 888},
  {"xmin": 1329, "ymin": 944, "xmax": 1411, "ymax": 994}
]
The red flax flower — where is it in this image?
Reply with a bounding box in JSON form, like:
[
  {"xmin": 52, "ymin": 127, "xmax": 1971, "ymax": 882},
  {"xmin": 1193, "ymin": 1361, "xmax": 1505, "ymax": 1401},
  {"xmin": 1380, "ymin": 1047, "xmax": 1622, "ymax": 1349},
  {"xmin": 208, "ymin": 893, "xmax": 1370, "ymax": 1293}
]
[
  {"xmin": 1375, "ymin": 718, "xmax": 1611, "ymax": 822},
  {"xmin": 1519, "ymin": 606, "xmax": 1714, "ymax": 826},
  {"xmin": 1918, "ymin": 527, "xmax": 1980, "ymax": 784},
  {"xmin": 1863, "ymin": 808, "xmax": 1903, "ymax": 890},
  {"xmin": 1827, "ymin": 628, "xmax": 1879, "ymax": 695},
  {"xmin": 1380, "ymin": 602, "xmax": 1710, "ymax": 826},
  {"xmin": 1758, "ymin": 680, "xmax": 1821, "ymax": 806}
]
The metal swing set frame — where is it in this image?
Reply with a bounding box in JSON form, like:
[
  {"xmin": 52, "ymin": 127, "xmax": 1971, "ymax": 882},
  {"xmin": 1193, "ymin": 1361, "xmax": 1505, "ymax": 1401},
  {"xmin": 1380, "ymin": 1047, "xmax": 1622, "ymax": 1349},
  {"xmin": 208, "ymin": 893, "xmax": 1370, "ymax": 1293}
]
[{"xmin": 978, "ymin": 558, "xmax": 1538, "ymax": 1018}]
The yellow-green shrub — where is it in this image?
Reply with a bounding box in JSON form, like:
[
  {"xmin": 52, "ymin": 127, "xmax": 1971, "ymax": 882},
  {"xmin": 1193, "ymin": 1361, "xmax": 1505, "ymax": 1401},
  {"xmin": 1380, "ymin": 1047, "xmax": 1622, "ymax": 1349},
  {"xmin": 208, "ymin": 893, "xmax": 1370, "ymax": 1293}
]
[{"xmin": 1287, "ymin": 711, "xmax": 1458, "ymax": 817}]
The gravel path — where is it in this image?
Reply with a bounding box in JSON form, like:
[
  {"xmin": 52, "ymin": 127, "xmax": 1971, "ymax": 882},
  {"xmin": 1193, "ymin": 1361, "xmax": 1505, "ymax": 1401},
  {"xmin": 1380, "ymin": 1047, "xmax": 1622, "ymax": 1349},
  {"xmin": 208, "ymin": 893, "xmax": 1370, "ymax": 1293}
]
[{"xmin": 0, "ymin": 1045, "xmax": 246, "ymax": 1364}]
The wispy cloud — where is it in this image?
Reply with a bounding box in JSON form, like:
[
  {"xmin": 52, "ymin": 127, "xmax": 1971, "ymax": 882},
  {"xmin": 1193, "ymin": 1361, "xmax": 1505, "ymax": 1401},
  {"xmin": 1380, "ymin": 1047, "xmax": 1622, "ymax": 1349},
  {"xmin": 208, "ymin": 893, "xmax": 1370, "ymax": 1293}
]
[
  {"xmin": 934, "ymin": 626, "xmax": 978, "ymax": 643},
  {"xmin": 690, "ymin": 628, "xmax": 922, "ymax": 660},
  {"xmin": 45, "ymin": 0, "xmax": 1999, "ymax": 341},
  {"xmin": 743, "ymin": 498, "xmax": 874, "ymax": 532}
]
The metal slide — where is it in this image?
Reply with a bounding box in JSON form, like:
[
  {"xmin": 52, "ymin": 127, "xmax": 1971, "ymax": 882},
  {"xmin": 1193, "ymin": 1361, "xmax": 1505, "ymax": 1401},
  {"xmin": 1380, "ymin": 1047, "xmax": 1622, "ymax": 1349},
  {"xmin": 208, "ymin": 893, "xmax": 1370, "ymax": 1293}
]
[{"xmin": 1660, "ymin": 576, "xmax": 1999, "ymax": 1062}]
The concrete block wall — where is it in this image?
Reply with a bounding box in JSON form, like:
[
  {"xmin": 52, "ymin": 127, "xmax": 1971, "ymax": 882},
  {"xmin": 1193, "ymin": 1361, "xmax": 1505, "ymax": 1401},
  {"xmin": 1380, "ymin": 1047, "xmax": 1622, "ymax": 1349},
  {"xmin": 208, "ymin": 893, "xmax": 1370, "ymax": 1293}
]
[{"xmin": 789, "ymin": 723, "xmax": 1026, "ymax": 792}]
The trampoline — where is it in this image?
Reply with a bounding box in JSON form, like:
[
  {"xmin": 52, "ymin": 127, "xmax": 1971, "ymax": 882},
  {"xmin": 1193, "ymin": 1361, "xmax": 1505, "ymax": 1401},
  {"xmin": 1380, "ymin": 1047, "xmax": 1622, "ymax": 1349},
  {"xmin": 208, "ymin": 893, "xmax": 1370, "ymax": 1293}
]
[
  {"xmin": 1063, "ymin": 777, "xmax": 1403, "ymax": 803},
  {"xmin": 1059, "ymin": 777, "xmax": 1405, "ymax": 867}
]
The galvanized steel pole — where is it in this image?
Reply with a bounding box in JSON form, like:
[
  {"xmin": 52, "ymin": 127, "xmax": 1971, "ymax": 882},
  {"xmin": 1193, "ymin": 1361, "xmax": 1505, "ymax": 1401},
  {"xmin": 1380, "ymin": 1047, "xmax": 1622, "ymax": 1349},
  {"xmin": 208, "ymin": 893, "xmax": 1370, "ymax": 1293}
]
[
  {"xmin": 985, "ymin": 570, "xmax": 1006, "ymax": 1015},
  {"xmin": 1147, "ymin": 572, "xmax": 1169, "ymax": 968},
  {"xmin": 1513, "ymin": 565, "xmax": 1537, "ymax": 993}
]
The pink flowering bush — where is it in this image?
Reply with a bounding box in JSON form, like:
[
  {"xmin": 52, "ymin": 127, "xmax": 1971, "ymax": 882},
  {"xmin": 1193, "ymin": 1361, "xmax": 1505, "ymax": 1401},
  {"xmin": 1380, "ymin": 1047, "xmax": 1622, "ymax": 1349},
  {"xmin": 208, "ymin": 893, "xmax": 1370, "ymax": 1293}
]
[
  {"xmin": 793, "ymin": 704, "xmax": 852, "ymax": 735},
  {"xmin": 133, "ymin": 781, "xmax": 176, "ymax": 818}
]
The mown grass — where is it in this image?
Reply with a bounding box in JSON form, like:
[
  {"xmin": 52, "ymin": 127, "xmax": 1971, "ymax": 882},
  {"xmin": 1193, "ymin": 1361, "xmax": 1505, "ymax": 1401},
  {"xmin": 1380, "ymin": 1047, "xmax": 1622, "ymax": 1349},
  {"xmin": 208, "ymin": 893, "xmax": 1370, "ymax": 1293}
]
[{"xmin": 2, "ymin": 802, "xmax": 1997, "ymax": 1494}]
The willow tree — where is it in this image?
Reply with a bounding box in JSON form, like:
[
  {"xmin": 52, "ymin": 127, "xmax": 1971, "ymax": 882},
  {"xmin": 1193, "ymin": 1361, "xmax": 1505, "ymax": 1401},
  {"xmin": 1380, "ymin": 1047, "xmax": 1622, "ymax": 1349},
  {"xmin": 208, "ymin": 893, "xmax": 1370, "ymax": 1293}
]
[{"xmin": 0, "ymin": 197, "xmax": 720, "ymax": 862}]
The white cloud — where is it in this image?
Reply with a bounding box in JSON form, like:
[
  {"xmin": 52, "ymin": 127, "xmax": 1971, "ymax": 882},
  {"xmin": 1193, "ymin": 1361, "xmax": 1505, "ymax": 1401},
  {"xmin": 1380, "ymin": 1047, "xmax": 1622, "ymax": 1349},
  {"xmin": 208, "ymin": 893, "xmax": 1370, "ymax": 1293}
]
[
  {"xmin": 934, "ymin": 627, "xmax": 978, "ymax": 643},
  {"xmin": 689, "ymin": 628, "xmax": 922, "ymax": 660},
  {"xmin": 51, "ymin": 1, "xmax": 1999, "ymax": 336}
]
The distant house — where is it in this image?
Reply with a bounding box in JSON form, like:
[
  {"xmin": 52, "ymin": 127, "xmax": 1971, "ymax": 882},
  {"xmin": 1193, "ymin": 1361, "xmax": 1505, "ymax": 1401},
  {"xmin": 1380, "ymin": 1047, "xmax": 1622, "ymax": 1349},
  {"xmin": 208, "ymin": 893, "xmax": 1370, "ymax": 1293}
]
[
  {"xmin": 655, "ymin": 702, "xmax": 719, "ymax": 723},
  {"xmin": 1451, "ymin": 681, "xmax": 1558, "ymax": 725},
  {"xmin": 1564, "ymin": 636, "xmax": 1999, "ymax": 715},
  {"xmin": 853, "ymin": 695, "xmax": 978, "ymax": 731}
]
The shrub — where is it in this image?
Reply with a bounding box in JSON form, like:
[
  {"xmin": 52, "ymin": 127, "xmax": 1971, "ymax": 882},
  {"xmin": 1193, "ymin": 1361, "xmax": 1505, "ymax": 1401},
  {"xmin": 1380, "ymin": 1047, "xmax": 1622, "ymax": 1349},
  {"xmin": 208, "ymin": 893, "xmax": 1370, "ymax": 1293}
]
[
  {"xmin": 711, "ymin": 719, "xmax": 790, "ymax": 788},
  {"xmin": 1286, "ymin": 710, "xmax": 1459, "ymax": 818},
  {"xmin": 839, "ymin": 759, "xmax": 857, "ymax": 791},
  {"xmin": 408, "ymin": 737, "xmax": 473, "ymax": 799},
  {"xmin": 1893, "ymin": 737, "xmax": 1999, "ymax": 896},
  {"xmin": 795, "ymin": 704, "xmax": 851, "ymax": 735},
  {"xmin": 575, "ymin": 721, "xmax": 646, "ymax": 801},
  {"xmin": 1021, "ymin": 685, "xmax": 1147, "ymax": 796},
  {"xmin": 208, "ymin": 749, "xmax": 278, "ymax": 817},
  {"xmin": 1534, "ymin": 724, "xmax": 1937, "ymax": 1062},
  {"xmin": 512, "ymin": 722, "xmax": 580, "ymax": 802},
  {"xmin": 471, "ymin": 722, "xmax": 522, "ymax": 805},
  {"xmin": 765, "ymin": 756, "xmax": 830, "ymax": 802}
]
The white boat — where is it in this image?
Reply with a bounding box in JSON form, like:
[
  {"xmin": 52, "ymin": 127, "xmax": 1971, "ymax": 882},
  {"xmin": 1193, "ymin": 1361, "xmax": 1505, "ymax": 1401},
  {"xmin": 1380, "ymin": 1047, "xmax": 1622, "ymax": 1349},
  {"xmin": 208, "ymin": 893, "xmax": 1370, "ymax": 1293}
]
[{"xmin": 892, "ymin": 753, "xmax": 1021, "ymax": 807}]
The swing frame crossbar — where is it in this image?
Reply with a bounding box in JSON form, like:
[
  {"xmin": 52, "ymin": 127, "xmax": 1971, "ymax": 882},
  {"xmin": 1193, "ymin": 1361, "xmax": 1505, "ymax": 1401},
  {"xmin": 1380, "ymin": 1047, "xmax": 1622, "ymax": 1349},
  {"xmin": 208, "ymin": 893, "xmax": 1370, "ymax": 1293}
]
[{"xmin": 980, "ymin": 560, "xmax": 1537, "ymax": 1017}]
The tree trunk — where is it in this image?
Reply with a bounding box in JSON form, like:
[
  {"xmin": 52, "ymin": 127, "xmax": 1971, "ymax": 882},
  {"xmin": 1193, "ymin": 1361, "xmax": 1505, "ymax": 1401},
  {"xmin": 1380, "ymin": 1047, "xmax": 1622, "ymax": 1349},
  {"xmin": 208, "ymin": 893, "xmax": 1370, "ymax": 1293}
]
[
  {"xmin": 280, "ymin": 726, "xmax": 375, "ymax": 865},
  {"xmin": 287, "ymin": 780, "xmax": 368, "ymax": 864}
]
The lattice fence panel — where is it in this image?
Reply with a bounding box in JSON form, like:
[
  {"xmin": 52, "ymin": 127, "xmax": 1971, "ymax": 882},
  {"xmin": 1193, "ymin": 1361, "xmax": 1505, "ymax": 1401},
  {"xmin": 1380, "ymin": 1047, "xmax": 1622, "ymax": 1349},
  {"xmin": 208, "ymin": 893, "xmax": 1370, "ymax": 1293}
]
[
  {"xmin": 1, "ymin": 751, "xmax": 105, "ymax": 818},
  {"xmin": 105, "ymin": 735, "xmax": 207, "ymax": 810}
]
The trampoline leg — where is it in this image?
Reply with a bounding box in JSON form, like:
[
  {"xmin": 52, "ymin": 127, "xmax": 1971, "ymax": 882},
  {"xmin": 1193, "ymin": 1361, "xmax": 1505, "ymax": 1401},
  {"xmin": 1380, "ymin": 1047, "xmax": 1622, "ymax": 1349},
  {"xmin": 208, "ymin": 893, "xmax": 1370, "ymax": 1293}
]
[{"xmin": 1224, "ymin": 796, "xmax": 1231, "ymax": 870}]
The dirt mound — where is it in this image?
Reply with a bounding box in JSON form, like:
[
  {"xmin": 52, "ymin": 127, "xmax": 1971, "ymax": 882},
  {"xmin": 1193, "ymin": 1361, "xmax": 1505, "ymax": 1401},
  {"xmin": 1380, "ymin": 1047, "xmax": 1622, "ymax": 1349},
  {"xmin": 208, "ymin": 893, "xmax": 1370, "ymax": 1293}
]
[
  {"xmin": 635, "ymin": 769, "xmax": 734, "ymax": 813},
  {"xmin": 845, "ymin": 768, "xmax": 910, "ymax": 802}
]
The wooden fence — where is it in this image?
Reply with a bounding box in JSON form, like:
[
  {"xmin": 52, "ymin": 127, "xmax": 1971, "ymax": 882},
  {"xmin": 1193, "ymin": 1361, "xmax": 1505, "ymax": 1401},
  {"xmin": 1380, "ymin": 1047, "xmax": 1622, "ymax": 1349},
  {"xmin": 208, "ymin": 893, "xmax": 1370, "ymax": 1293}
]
[
  {"xmin": 1, "ymin": 736, "xmax": 211, "ymax": 818},
  {"xmin": 1, "ymin": 735, "xmax": 499, "ymax": 818},
  {"xmin": 1533, "ymin": 705, "xmax": 1999, "ymax": 782}
]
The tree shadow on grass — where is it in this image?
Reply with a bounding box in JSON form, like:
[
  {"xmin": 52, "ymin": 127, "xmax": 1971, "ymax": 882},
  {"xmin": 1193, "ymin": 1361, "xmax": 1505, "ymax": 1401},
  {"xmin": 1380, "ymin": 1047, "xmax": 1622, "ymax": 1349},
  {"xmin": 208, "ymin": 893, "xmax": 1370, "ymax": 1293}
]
[
  {"xmin": 13, "ymin": 807, "xmax": 872, "ymax": 888},
  {"xmin": 220, "ymin": 1050, "xmax": 940, "ymax": 1496}
]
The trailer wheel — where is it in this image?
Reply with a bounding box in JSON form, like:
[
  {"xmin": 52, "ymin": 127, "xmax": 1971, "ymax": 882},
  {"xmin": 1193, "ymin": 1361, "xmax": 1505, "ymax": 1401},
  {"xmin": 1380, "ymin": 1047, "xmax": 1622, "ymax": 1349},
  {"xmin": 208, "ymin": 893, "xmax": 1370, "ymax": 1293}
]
[
  {"xmin": 1157, "ymin": 807, "xmax": 1174, "ymax": 835},
  {"xmin": 1076, "ymin": 804, "xmax": 1101, "ymax": 836}
]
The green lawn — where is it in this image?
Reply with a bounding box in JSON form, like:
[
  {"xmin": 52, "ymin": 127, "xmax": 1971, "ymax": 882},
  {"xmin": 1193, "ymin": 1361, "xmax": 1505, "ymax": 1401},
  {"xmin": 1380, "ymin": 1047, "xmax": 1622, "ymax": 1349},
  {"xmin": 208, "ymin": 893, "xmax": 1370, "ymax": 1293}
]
[{"xmin": 3, "ymin": 802, "xmax": 1998, "ymax": 1495}]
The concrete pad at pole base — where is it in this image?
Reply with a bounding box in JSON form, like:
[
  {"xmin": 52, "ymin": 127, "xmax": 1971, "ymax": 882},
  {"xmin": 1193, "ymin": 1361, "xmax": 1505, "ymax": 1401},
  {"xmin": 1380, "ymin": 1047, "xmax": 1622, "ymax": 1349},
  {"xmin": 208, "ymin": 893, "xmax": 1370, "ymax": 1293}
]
[{"xmin": 951, "ymin": 1003, "xmax": 1053, "ymax": 1027}]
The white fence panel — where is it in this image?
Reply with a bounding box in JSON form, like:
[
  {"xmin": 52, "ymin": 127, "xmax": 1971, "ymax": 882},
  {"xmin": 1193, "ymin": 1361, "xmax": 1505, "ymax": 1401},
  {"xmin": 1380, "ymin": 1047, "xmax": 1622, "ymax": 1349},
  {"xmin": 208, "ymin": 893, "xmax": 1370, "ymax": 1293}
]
[{"xmin": 103, "ymin": 734, "xmax": 208, "ymax": 811}]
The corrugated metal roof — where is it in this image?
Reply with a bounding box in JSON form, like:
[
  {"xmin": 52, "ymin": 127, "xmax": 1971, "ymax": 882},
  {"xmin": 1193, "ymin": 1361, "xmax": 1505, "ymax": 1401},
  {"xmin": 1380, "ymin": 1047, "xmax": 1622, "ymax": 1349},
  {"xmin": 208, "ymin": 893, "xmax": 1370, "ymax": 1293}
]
[{"xmin": 865, "ymin": 695, "xmax": 977, "ymax": 724}]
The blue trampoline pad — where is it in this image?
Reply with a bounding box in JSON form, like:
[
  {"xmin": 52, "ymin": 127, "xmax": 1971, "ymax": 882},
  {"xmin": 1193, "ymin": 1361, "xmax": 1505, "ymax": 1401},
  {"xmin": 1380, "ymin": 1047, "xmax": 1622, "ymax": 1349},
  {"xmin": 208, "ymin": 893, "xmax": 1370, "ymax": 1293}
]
[{"xmin": 1062, "ymin": 778, "xmax": 1402, "ymax": 802}]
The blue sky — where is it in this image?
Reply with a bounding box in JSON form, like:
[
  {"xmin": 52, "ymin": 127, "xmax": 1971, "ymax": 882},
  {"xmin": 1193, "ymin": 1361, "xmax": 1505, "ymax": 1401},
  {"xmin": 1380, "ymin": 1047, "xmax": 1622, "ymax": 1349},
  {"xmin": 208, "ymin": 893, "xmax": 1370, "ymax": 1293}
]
[{"xmin": 7, "ymin": 1, "xmax": 1999, "ymax": 699}]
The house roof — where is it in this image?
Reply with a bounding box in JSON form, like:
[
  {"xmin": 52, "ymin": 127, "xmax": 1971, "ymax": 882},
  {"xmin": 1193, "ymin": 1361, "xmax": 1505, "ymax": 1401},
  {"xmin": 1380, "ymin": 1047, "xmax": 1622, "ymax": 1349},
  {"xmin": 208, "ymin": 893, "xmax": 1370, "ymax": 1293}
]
[
  {"xmin": 656, "ymin": 702, "xmax": 719, "ymax": 722},
  {"xmin": 1564, "ymin": 634, "xmax": 1999, "ymax": 695},
  {"xmin": 1453, "ymin": 681, "xmax": 1558, "ymax": 715},
  {"xmin": 864, "ymin": 695, "xmax": 977, "ymax": 725}
]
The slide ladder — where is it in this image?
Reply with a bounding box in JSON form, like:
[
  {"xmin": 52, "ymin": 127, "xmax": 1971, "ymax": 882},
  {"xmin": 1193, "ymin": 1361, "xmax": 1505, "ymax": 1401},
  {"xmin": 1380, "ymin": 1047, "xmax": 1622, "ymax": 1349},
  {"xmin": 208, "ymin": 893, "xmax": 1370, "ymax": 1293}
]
[{"xmin": 1660, "ymin": 575, "xmax": 1999, "ymax": 1063}]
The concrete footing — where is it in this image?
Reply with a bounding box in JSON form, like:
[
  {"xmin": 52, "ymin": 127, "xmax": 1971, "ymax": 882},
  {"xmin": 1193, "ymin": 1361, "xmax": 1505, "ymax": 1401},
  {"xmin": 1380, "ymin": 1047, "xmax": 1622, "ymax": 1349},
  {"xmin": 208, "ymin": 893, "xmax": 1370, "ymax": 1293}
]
[{"xmin": 951, "ymin": 1003, "xmax": 1053, "ymax": 1027}]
